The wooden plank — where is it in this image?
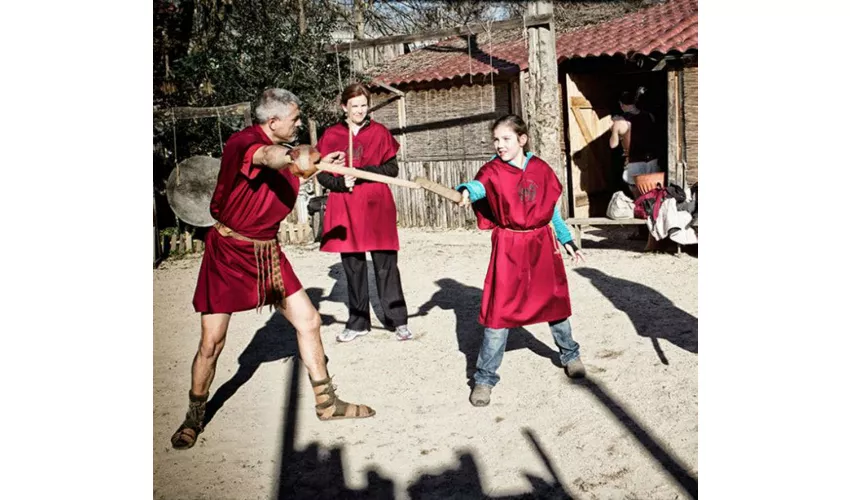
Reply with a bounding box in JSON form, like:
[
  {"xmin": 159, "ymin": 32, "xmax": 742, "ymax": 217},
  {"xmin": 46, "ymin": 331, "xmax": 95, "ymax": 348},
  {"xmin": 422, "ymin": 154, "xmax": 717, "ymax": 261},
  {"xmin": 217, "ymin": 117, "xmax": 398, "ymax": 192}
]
[
  {"xmin": 570, "ymin": 106, "xmax": 594, "ymax": 145},
  {"xmin": 574, "ymin": 191, "xmax": 589, "ymax": 208},
  {"xmin": 154, "ymin": 102, "xmax": 252, "ymax": 122},
  {"xmin": 570, "ymin": 96, "xmax": 591, "ymax": 108},
  {"xmin": 566, "ymin": 218, "xmax": 644, "ymax": 225},
  {"xmin": 325, "ymin": 14, "xmax": 553, "ymax": 53}
]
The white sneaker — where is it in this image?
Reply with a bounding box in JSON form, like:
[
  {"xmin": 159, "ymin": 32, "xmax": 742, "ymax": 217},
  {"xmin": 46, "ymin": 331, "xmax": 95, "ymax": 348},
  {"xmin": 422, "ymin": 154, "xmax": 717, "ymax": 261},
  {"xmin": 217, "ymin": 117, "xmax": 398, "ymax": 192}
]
[
  {"xmin": 336, "ymin": 328, "xmax": 369, "ymax": 343},
  {"xmin": 395, "ymin": 325, "xmax": 413, "ymax": 341}
]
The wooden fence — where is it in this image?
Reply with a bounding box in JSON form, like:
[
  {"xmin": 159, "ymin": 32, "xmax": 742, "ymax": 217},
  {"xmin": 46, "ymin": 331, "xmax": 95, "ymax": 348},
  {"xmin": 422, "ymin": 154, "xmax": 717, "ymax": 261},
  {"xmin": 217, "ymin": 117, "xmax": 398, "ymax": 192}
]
[{"xmin": 390, "ymin": 158, "xmax": 489, "ymax": 229}]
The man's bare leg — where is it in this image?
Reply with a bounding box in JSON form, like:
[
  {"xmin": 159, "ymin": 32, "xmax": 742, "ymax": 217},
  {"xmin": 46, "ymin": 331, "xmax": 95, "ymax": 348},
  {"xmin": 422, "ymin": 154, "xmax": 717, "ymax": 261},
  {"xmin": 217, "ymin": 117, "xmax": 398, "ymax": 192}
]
[
  {"xmin": 282, "ymin": 289, "xmax": 375, "ymax": 420},
  {"xmin": 280, "ymin": 290, "xmax": 328, "ymax": 381},
  {"xmin": 171, "ymin": 313, "xmax": 231, "ymax": 449},
  {"xmin": 191, "ymin": 313, "xmax": 231, "ymax": 397}
]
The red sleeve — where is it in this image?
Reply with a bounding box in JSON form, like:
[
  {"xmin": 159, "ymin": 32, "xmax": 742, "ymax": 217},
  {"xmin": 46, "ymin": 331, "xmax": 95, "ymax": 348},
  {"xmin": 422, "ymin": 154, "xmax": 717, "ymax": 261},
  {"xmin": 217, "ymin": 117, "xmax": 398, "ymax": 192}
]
[
  {"xmin": 240, "ymin": 144, "xmax": 266, "ymax": 180},
  {"xmin": 315, "ymin": 126, "xmax": 337, "ymax": 157}
]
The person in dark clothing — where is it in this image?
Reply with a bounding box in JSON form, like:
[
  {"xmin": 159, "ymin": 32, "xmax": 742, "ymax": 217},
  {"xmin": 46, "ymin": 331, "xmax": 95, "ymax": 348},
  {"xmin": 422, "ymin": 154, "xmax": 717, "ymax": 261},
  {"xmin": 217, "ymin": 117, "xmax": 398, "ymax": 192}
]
[
  {"xmin": 609, "ymin": 86, "xmax": 662, "ymax": 244},
  {"xmin": 609, "ymin": 86, "xmax": 662, "ymax": 200}
]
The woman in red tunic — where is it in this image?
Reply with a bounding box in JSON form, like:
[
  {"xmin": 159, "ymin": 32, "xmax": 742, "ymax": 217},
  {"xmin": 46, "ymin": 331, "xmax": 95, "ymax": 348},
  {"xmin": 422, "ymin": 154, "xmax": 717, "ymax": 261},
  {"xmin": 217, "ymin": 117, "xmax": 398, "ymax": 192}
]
[
  {"xmin": 455, "ymin": 115, "xmax": 587, "ymax": 407},
  {"xmin": 316, "ymin": 83, "xmax": 412, "ymax": 342}
]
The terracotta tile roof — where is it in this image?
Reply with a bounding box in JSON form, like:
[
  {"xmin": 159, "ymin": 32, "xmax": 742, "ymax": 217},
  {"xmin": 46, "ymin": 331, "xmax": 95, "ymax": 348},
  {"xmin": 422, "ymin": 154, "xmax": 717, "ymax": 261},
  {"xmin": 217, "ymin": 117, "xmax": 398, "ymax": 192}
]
[
  {"xmin": 556, "ymin": 0, "xmax": 697, "ymax": 61},
  {"xmin": 368, "ymin": 0, "xmax": 697, "ymax": 86},
  {"xmin": 368, "ymin": 28, "xmax": 528, "ymax": 86}
]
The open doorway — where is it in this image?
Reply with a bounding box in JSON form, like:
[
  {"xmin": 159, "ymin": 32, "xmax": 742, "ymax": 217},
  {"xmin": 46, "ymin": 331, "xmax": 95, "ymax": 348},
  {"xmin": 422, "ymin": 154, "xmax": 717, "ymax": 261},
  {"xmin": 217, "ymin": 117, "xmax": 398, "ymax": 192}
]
[{"xmin": 563, "ymin": 69, "xmax": 667, "ymax": 218}]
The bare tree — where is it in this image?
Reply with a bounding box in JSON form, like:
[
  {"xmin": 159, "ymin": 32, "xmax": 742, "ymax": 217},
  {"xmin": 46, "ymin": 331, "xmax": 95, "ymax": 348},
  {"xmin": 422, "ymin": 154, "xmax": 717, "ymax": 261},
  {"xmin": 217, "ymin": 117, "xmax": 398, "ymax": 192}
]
[{"xmin": 321, "ymin": 0, "xmax": 516, "ymax": 39}]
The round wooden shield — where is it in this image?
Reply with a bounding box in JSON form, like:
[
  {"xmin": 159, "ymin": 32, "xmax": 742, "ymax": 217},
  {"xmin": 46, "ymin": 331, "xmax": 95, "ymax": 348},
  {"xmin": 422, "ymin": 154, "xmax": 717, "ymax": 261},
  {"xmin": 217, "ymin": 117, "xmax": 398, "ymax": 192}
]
[{"xmin": 166, "ymin": 155, "xmax": 220, "ymax": 227}]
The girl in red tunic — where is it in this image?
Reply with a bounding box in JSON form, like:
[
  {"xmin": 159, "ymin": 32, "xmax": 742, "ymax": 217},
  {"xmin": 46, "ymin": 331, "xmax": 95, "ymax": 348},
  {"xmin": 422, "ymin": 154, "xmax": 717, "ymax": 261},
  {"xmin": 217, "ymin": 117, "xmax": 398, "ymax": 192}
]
[
  {"xmin": 316, "ymin": 83, "xmax": 412, "ymax": 342},
  {"xmin": 455, "ymin": 115, "xmax": 587, "ymax": 407}
]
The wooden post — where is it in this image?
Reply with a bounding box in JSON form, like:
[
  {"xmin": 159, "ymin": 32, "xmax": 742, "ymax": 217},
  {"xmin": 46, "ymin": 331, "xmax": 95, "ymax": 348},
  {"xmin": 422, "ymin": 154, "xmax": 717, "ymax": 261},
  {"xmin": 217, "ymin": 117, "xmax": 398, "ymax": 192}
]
[
  {"xmin": 678, "ymin": 69, "xmax": 689, "ymax": 187},
  {"xmin": 308, "ymin": 118, "xmax": 322, "ymax": 196},
  {"xmin": 153, "ymin": 195, "xmax": 160, "ymax": 263},
  {"xmin": 398, "ymin": 94, "xmax": 407, "ymax": 160},
  {"xmin": 351, "ymin": 0, "xmax": 366, "ymax": 73},
  {"xmin": 243, "ymin": 106, "xmax": 252, "ymax": 128},
  {"xmin": 667, "ymin": 70, "xmax": 680, "ymax": 187},
  {"xmin": 298, "ymin": 0, "xmax": 306, "ymax": 35},
  {"xmin": 353, "ymin": 0, "xmax": 365, "ymax": 40},
  {"xmin": 525, "ymin": 1, "xmax": 566, "ymax": 214}
]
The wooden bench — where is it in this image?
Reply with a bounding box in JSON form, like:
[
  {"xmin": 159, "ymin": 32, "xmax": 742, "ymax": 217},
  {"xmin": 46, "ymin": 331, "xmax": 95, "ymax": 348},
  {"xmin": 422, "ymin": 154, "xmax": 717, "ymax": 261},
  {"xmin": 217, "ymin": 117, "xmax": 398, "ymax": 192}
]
[
  {"xmin": 565, "ymin": 217, "xmax": 697, "ymax": 250},
  {"xmin": 565, "ymin": 218, "xmax": 644, "ymax": 249}
]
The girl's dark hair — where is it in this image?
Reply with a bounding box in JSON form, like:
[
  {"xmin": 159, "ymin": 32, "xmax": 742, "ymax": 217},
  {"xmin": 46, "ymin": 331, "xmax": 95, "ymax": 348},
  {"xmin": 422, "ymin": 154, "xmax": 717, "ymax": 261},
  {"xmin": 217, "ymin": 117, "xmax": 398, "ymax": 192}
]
[
  {"xmin": 491, "ymin": 114, "xmax": 529, "ymax": 137},
  {"xmin": 619, "ymin": 86, "xmax": 647, "ymax": 105},
  {"xmin": 341, "ymin": 83, "xmax": 371, "ymax": 105}
]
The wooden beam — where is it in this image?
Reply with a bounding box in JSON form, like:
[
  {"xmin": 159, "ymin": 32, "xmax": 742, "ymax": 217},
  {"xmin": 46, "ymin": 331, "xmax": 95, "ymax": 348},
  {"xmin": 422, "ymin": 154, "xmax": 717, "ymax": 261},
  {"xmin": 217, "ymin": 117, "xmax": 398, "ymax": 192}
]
[
  {"xmin": 370, "ymin": 93, "xmax": 402, "ymax": 113},
  {"xmin": 325, "ymin": 14, "xmax": 553, "ymax": 53},
  {"xmin": 570, "ymin": 105, "xmax": 594, "ymax": 145},
  {"xmin": 387, "ymin": 111, "xmax": 501, "ymax": 135},
  {"xmin": 154, "ymin": 102, "xmax": 252, "ymax": 122},
  {"xmin": 401, "ymin": 155, "xmax": 492, "ymax": 162},
  {"xmin": 372, "ymin": 79, "xmax": 405, "ymax": 96}
]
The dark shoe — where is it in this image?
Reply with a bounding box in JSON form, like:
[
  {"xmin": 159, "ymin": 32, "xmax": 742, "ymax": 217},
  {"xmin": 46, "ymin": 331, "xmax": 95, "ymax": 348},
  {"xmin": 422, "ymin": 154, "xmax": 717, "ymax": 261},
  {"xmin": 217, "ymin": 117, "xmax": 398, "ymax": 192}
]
[{"xmin": 565, "ymin": 357, "xmax": 586, "ymax": 379}]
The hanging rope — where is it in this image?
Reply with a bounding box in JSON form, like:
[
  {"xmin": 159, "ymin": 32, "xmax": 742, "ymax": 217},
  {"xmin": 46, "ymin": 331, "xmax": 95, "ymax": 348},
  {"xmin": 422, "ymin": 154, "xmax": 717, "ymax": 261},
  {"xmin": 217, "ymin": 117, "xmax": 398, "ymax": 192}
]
[
  {"xmin": 215, "ymin": 107, "xmax": 224, "ymax": 154},
  {"xmin": 486, "ymin": 19, "xmax": 495, "ymax": 90},
  {"xmin": 348, "ymin": 40, "xmax": 353, "ymax": 84},
  {"xmin": 467, "ymin": 25, "xmax": 473, "ymax": 85},
  {"xmin": 522, "ymin": 14, "xmax": 529, "ymax": 53},
  {"xmin": 171, "ymin": 111, "xmax": 180, "ymax": 185}
]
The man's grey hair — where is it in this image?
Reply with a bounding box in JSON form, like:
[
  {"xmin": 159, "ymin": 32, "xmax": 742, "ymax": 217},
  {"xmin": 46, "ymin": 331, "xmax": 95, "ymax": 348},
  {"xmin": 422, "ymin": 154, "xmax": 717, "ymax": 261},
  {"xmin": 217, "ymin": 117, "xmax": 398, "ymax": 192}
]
[{"xmin": 255, "ymin": 88, "xmax": 301, "ymax": 123}]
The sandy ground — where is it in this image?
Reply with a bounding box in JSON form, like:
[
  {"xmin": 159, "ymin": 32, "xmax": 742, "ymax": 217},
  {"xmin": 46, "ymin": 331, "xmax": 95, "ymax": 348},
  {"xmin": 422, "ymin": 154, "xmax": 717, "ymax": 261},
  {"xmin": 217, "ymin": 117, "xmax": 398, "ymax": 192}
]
[{"xmin": 153, "ymin": 226, "xmax": 697, "ymax": 499}]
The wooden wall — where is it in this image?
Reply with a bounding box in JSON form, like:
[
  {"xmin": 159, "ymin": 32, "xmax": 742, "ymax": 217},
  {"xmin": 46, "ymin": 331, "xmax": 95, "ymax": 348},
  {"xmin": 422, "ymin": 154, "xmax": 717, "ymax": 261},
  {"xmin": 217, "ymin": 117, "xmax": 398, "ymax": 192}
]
[
  {"xmin": 370, "ymin": 81, "xmax": 511, "ymax": 161},
  {"xmin": 683, "ymin": 66, "xmax": 698, "ymax": 185}
]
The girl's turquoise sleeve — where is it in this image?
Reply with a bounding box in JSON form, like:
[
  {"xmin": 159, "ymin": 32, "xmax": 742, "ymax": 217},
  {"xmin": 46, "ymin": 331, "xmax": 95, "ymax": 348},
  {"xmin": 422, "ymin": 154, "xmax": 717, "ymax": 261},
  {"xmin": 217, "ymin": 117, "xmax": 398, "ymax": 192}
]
[
  {"xmin": 551, "ymin": 206, "xmax": 573, "ymax": 245},
  {"xmin": 455, "ymin": 180, "xmax": 486, "ymax": 203}
]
